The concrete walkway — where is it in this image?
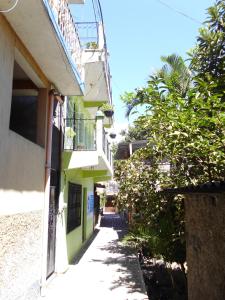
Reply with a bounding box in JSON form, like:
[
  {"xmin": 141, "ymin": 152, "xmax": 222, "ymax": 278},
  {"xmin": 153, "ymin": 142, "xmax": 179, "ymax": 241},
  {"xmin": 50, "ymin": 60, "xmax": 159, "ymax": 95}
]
[{"xmin": 44, "ymin": 213, "xmax": 148, "ymax": 300}]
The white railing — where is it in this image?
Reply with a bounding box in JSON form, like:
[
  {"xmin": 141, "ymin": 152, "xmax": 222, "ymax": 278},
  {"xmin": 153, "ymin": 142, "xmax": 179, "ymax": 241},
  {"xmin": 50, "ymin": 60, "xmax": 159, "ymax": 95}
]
[
  {"xmin": 76, "ymin": 21, "xmax": 112, "ymax": 102},
  {"xmin": 48, "ymin": 0, "xmax": 83, "ymax": 77}
]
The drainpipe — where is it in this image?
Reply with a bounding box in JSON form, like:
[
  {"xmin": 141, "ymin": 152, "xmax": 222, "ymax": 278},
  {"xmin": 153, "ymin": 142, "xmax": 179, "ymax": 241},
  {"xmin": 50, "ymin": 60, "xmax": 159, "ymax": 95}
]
[{"xmin": 40, "ymin": 90, "xmax": 55, "ymax": 296}]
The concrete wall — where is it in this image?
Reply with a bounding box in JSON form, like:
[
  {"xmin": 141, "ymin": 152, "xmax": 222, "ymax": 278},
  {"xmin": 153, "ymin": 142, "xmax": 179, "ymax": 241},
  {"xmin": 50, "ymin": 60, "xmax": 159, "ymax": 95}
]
[
  {"xmin": 185, "ymin": 193, "xmax": 225, "ymax": 300},
  {"xmin": 0, "ymin": 15, "xmax": 46, "ymax": 299}
]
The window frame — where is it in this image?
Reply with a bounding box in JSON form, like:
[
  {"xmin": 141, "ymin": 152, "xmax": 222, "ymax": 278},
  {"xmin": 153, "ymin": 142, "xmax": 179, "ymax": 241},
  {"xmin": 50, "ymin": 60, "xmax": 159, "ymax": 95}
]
[{"xmin": 67, "ymin": 182, "xmax": 82, "ymax": 234}]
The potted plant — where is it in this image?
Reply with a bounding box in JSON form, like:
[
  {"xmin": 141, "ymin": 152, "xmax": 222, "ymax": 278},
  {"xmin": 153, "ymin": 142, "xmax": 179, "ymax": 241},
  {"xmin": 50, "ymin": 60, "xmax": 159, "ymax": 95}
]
[
  {"xmin": 64, "ymin": 127, "xmax": 76, "ymax": 150},
  {"xmin": 76, "ymin": 143, "xmax": 86, "ymax": 150},
  {"xmin": 65, "ymin": 127, "xmax": 76, "ymax": 139},
  {"xmin": 109, "ymin": 132, "xmax": 116, "ymax": 139},
  {"xmin": 86, "ymin": 41, "xmax": 98, "ymax": 49},
  {"xmin": 100, "ymin": 103, "xmax": 114, "ymax": 118}
]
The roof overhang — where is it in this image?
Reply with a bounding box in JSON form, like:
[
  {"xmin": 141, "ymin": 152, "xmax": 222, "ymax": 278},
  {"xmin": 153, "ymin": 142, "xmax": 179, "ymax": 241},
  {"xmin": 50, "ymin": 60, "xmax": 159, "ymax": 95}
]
[{"xmin": 3, "ymin": 0, "xmax": 83, "ymax": 95}]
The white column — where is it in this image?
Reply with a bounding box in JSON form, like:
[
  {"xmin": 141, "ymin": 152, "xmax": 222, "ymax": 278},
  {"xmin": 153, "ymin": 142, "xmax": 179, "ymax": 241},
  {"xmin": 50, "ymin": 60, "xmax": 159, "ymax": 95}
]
[
  {"xmin": 95, "ymin": 110, "xmax": 104, "ymax": 154},
  {"xmin": 98, "ymin": 22, "xmax": 105, "ymax": 49}
]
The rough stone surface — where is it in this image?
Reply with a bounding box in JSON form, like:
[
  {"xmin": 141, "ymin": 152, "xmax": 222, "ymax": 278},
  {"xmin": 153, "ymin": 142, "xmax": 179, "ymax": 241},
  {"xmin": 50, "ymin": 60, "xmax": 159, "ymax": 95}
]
[
  {"xmin": 0, "ymin": 210, "xmax": 43, "ymax": 299},
  {"xmin": 185, "ymin": 193, "xmax": 225, "ymax": 300}
]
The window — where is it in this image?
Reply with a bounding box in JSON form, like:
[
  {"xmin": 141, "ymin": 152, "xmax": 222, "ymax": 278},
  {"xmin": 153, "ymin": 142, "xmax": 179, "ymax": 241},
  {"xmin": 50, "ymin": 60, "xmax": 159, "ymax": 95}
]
[
  {"xmin": 9, "ymin": 61, "xmax": 38, "ymax": 144},
  {"xmin": 67, "ymin": 183, "xmax": 82, "ymax": 234}
]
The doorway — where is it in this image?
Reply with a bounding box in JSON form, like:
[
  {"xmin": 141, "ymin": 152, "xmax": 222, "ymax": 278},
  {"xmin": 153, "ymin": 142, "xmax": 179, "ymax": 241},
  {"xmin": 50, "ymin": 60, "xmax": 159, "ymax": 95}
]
[{"xmin": 46, "ymin": 99, "xmax": 62, "ymax": 279}]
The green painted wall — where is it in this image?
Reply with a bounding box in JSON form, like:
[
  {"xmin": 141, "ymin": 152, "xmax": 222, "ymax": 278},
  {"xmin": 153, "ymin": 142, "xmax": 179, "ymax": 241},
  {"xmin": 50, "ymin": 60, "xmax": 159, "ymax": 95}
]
[
  {"xmin": 62, "ymin": 96, "xmax": 111, "ymax": 263},
  {"xmin": 63, "ymin": 169, "xmax": 95, "ymax": 263}
]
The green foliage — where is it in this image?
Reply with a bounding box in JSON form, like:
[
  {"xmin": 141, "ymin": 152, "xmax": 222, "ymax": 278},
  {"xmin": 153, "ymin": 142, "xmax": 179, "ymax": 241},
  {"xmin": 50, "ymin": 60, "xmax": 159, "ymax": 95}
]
[
  {"xmin": 115, "ymin": 1, "xmax": 225, "ymax": 265},
  {"xmin": 100, "ymin": 193, "xmax": 106, "ymax": 208},
  {"xmin": 114, "ymin": 158, "xmax": 186, "ymax": 264},
  {"xmin": 120, "ymin": 125, "xmax": 149, "ymax": 142},
  {"xmin": 190, "ymin": 0, "xmax": 225, "ymax": 82},
  {"xmin": 86, "ymin": 41, "xmax": 98, "ymax": 49},
  {"xmin": 123, "ymin": 54, "xmax": 192, "ymax": 118},
  {"xmin": 100, "ymin": 103, "xmax": 114, "ymax": 111}
]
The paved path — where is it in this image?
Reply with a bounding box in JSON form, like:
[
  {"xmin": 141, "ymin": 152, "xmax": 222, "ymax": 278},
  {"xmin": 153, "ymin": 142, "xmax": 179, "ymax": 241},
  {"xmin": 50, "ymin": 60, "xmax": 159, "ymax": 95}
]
[{"xmin": 44, "ymin": 213, "xmax": 148, "ymax": 300}]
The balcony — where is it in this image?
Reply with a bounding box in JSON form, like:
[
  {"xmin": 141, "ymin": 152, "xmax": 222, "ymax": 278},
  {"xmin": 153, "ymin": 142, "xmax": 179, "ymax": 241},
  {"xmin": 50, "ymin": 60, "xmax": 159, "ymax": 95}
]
[
  {"xmin": 1, "ymin": 0, "xmax": 84, "ymax": 95},
  {"xmin": 62, "ymin": 112, "xmax": 113, "ymax": 178},
  {"xmin": 48, "ymin": 0, "xmax": 83, "ymax": 76},
  {"xmin": 76, "ymin": 22, "xmax": 112, "ymax": 104},
  {"xmin": 64, "ymin": 118, "xmax": 96, "ymax": 151}
]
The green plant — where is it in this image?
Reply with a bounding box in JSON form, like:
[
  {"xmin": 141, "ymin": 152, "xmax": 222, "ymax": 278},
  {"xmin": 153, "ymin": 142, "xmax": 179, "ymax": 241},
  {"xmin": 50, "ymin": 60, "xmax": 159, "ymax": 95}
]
[
  {"xmin": 100, "ymin": 103, "xmax": 114, "ymax": 112},
  {"xmin": 86, "ymin": 41, "xmax": 98, "ymax": 49},
  {"xmin": 100, "ymin": 193, "xmax": 106, "ymax": 208},
  {"xmin": 65, "ymin": 127, "xmax": 76, "ymax": 139},
  {"xmin": 115, "ymin": 0, "xmax": 225, "ymax": 266}
]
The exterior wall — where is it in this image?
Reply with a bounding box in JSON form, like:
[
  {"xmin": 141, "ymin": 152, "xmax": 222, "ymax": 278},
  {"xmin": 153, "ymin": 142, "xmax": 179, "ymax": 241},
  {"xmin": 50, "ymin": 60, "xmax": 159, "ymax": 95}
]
[
  {"xmin": 58, "ymin": 96, "xmax": 112, "ymax": 268},
  {"xmin": 0, "ymin": 211, "xmax": 42, "ymax": 299},
  {"xmin": 185, "ymin": 193, "xmax": 225, "ymax": 300},
  {"xmin": 0, "ymin": 15, "xmax": 46, "ymax": 213},
  {"xmin": 57, "ymin": 97, "xmax": 98, "ymax": 269},
  {"xmin": 63, "ymin": 169, "xmax": 94, "ymax": 263},
  {"xmin": 0, "ymin": 15, "xmax": 46, "ymax": 298}
]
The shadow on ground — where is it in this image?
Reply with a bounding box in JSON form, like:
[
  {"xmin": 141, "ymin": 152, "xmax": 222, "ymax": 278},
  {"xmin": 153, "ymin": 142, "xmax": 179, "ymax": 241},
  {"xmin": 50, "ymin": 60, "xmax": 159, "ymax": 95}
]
[
  {"xmin": 71, "ymin": 213, "xmax": 147, "ymax": 298},
  {"xmin": 100, "ymin": 213, "xmax": 187, "ymax": 300},
  {"xmin": 100, "ymin": 213, "xmax": 128, "ymax": 239},
  {"xmin": 96, "ymin": 213, "xmax": 146, "ymax": 295},
  {"xmin": 71, "ymin": 228, "xmax": 100, "ymax": 265},
  {"xmin": 141, "ymin": 260, "xmax": 188, "ymax": 300}
]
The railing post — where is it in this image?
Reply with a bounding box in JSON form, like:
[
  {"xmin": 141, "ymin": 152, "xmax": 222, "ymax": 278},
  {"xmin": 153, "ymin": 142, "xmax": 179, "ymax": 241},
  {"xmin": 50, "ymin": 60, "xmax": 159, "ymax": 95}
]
[
  {"xmin": 95, "ymin": 110, "xmax": 104, "ymax": 153},
  {"xmin": 98, "ymin": 22, "xmax": 105, "ymax": 49}
]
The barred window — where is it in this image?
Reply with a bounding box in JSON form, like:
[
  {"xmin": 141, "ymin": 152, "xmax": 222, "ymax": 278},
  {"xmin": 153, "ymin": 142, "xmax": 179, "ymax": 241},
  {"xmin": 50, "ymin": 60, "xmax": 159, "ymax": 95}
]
[{"xmin": 67, "ymin": 183, "xmax": 82, "ymax": 234}]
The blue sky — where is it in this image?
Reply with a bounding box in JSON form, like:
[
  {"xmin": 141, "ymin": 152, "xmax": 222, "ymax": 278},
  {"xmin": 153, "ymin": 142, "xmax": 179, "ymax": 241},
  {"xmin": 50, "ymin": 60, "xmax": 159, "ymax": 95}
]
[{"xmin": 72, "ymin": 0, "xmax": 215, "ymax": 133}]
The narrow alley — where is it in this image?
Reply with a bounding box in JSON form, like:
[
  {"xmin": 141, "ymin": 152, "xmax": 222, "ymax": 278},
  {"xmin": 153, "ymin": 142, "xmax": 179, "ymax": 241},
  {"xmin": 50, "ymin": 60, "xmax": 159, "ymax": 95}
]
[{"xmin": 43, "ymin": 213, "xmax": 148, "ymax": 300}]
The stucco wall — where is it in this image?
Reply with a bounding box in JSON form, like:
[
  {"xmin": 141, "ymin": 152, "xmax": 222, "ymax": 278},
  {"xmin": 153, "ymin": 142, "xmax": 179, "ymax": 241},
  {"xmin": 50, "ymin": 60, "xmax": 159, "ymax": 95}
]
[
  {"xmin": 0, "ymin": 15, "xmax": 46, "ymax": 299},
  {"xmin": 185, "ymin": 193, "xmax": 225, "ymax": 300},
  {"xmin": 0, "ymin": 211, "xmax": 42, "ymax": 299},
  {"xmin": 0, "ymin": 14, "xmax": 45, "ymax": 215}
]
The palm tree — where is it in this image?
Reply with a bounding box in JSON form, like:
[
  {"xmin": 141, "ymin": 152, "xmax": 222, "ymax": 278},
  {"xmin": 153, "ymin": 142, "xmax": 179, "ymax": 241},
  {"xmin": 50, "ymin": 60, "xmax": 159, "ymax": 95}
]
[
  {"xmin": 157, "ymin": 54, "xmax": 192, "ymax": 97},
  {"xmin": 125, "ymin": 54, "xmax": 192, "ymax": 117}
]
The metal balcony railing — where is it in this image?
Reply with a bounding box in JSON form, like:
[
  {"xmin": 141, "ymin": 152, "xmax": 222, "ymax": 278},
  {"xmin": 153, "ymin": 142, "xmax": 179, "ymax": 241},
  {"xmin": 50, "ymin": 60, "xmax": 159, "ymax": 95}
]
[
  {"xmin": 76, "ymin": 21, "xmax": 112, "ymax": 103},
  {"xmin": 64, "ymin": 118, "xmax": 96, "ymax": 151},
  {"xmin": 48, "ymin": 0, "xmax": 83, "ymax": 77},
  {"xmin": 64, "ymin": 116, "xmax": 113, "ymax": 167},
  {"xmin": 75, "ymin": 22, "xmax": 99, "ymax": 49}
]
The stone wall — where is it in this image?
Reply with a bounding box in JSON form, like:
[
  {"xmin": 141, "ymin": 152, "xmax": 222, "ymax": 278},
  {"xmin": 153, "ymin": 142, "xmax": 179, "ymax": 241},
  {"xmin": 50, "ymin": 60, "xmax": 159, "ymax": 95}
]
[
  {"xmin": 0, "ymin": 211, "xmax": 43, "ymax": 299},
  {"xmin": 185, "ymin": 193, "xmax": 225, "ymax": 300}
]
